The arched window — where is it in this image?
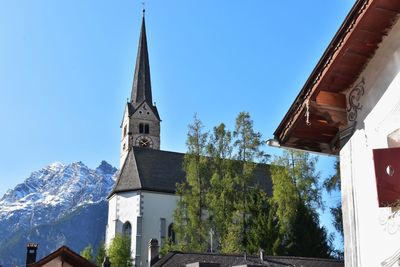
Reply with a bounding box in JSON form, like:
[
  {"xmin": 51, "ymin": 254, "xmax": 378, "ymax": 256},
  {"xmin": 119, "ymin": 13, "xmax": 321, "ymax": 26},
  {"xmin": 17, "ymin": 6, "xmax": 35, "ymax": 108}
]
[
  {"xmin": 144, "ymin": 124, "xmax": 150, "ymax": 134},
  {"xmin": 168, "ymin": 223, "xmax": 176, "ymax": 243},
  {"xmin": 139, "ymin": 123, "xmax": 144, "ymax": 134},
  {"xmin": 123, "ymin": 125, "xmax": 127, "ymax": 136},
  {"xmin": 123, "ymin": 221, "xmax": 132, "ymax": 238}
]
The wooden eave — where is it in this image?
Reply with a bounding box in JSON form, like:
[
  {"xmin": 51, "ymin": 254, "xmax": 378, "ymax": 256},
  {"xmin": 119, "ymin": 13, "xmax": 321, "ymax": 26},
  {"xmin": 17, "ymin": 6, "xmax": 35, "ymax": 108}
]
[{"xmin": 274, "ymin": 0, "xmax": 400, "ymax": 155}]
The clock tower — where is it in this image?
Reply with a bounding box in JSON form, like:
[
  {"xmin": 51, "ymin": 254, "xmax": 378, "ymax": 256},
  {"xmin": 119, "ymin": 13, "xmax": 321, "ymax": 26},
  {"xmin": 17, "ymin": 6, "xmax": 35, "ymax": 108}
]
[{"xmin": 120, "ymin": 12, "xmax": 161, "ymax": 167}]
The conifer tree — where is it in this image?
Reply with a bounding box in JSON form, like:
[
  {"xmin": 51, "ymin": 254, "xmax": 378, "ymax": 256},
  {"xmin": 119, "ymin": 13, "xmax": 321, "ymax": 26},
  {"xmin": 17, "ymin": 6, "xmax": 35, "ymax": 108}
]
[
  {"xmin": 206, "ymin": 123, "xmax": 234, "ymax": 250},
  {"xmin": 174, "ymin": 115, "xmax": 210, "ymax": 252},
  {"xmin": 324, "ymin": 160, "xmax": 343, "ymax": 238},
  {"xmin": 173, "ymin": 113, "xmax": 332, "ymax": 258},
  {"xmin": 246, "ymin": 187, "xmax": 278, "ymax": 255},
  {"xmin": 270, "ymin": 150, "xmax": 331, "ymax": 257},
  {"xmin": 229, "ymin": 112, "xmax": 266, "ymax": 252}
]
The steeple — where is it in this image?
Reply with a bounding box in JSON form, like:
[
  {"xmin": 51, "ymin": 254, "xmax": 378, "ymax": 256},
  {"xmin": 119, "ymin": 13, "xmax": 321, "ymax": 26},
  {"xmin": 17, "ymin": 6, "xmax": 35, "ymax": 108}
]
[
  {"xmin": 119, "ymin": 11, "xmax": 161, "ymax": 166},
  {"xmin": 131, "ymin": 11, "xmax": 152, "ymax": 107}
]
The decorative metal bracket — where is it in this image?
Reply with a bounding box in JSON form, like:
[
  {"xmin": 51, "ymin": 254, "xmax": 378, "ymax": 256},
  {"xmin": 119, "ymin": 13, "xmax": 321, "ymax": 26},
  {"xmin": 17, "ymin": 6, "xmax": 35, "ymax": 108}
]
[{"xmin": 347, "ymin": 78, "xmax": 365, "ymax": 121}]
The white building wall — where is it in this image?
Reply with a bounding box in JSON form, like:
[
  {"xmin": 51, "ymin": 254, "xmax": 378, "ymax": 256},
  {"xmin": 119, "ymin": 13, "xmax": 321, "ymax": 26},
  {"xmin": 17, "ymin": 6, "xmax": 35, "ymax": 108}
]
[
  {"xmin": 106, "ymin": 191, "xmax": 178, "ymax": 267},
  {"xmin": 341, "ymin": 18, "xmax": 400, "ymax": 267},
  {"xmin": 105, "ymin": 191, "xmax": 142, "ymax": 262},
  {"xmin": 137, "ymin": 191, "xmax": 178, "ymax": 267}
]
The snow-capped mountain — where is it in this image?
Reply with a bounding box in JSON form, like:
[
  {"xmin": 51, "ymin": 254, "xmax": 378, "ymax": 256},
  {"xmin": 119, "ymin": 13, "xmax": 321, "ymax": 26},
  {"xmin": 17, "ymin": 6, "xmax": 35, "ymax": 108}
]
[{"xmin": 0, "ymin": 161, "xmax": 117, "ymax": 267}]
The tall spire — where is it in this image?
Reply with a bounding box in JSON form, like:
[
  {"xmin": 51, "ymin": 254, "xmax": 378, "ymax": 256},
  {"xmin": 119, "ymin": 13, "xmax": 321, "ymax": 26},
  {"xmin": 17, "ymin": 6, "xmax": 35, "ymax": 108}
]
[{"xmin": 131, "ymin": 12, "xmax": 152, "ymax": 106}]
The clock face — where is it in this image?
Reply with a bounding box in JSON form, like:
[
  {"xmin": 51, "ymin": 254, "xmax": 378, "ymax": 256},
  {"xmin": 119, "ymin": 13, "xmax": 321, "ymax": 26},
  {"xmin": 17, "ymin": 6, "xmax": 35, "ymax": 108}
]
[{"xmin": 135, "ymin": 136, "xmax": 153, "ymax": 148}]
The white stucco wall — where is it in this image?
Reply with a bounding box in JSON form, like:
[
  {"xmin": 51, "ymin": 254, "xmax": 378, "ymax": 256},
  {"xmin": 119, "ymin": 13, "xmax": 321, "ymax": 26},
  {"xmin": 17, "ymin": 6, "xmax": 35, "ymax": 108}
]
[
  {"xmin": 341, "ymin": 18, "xmax": 400, "ymax": 267},
  {"xmin": 137, "ymin": 191, "xmax": 178, "ymax": 267},
  {"xmin": 106, "ymin": 191, "xmax": 178, "ymax": 267},
  {"xmin": 105, "ymin": 191, "xmax": 142, "ymax": 260}
]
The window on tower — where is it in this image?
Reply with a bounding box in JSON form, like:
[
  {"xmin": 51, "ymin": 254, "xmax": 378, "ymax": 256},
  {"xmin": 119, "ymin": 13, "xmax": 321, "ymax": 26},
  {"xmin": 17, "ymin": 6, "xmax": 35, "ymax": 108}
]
[
  {"xmin": 123, "ymin": 125, "xmax": 127, "ymax": 136},
  {"xmin": 145, "ymin": 124, "xmax": 150, "ymax": 134},
  {"xmin": 139, "ymin": 123, "xmax": 144, "ymax": 133}
]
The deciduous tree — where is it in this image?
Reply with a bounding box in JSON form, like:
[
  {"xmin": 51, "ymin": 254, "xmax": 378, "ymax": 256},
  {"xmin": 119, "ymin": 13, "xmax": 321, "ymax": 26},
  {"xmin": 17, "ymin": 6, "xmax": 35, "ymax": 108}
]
[
  {"xmin": 108, "ymin": 234, "xmax": 132, "ymax": 267},
  {"xmin": 80, "ymin": 244, "xmax": 93, "ymax": 262}
]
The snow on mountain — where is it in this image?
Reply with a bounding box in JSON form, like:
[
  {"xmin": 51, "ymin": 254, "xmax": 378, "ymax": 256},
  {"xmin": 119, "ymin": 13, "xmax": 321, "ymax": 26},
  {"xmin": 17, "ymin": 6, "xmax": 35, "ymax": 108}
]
[{"xmin": 0, "ymin": 160, "xmax": 117, "ymax": 266}]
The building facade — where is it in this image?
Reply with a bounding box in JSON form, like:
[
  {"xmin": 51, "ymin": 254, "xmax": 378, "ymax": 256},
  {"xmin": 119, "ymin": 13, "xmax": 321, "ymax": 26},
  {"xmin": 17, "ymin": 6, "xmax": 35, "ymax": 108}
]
[
  {"xmin": 106, "ymin": 11, "xmax": 271, "ymax": 267},
  {"xmin": 273, "ymin": 0, "xmax": 400, "ymax": 266},
  {"xmin": 106, "ymin": 13, "xmax": 177, "ymax": 267}
]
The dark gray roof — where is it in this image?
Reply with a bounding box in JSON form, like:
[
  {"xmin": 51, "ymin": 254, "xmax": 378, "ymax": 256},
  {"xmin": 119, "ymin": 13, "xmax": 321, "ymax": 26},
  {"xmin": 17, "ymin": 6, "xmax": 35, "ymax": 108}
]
[
  {"xmin": 152, "ymin": 252, "xmax": 344, "ymax": 267},
  {"xmin": 109, "ymin": 147, "xmax": 186, "ymax": 196},
  {"xmin": 109, "ymin": 147, "xmax": 272, "ymax": 197},
  {"xmin": 131, "ymin": 15, "xmax": 153, "ymax": 106},
  {"xmin": 128, "ymin": 13, "xmax": 161, "ymax": 121}
]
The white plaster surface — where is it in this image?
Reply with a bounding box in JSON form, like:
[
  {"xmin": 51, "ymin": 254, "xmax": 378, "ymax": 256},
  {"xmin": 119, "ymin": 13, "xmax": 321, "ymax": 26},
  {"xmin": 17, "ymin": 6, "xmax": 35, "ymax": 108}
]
[
  {"xmin": 341, "ymin": 18, "xmax": 400, "ymax": 267},
  {"xmin": 106, "ymin": 191, "xmax": 178, "ymax": 267}
]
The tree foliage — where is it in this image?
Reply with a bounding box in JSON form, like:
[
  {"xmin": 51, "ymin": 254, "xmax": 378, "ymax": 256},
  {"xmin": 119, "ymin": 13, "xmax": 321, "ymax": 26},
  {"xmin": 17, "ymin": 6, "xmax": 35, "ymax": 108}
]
[
  {"xmin": 324, "ymin": 159, "xmax": 343, "ymax": 248},
  {"xmin": 172, "ymin": 112, "xmax": 333, "ymax": 259},
  {"xmin": 80, "ymin": 244, "xmax": 93, "ymax": 262},
  {"xmin": 174, "ymin": 115, "xmax": 210, "ymax": 252},
  {"xmin": 324, "ymin": 160, "xmax": 343, "ymax": 235},
  {"xmin": 108, "ymin": 234, "xmax": 132, "ymax": 267},
  {"xmin": 95, "ymin": 241, "xmax": 106, "ymax": 267},
  {"xmin": 270, "ymin": 150, "xmax": 331, "ymax": 257}
]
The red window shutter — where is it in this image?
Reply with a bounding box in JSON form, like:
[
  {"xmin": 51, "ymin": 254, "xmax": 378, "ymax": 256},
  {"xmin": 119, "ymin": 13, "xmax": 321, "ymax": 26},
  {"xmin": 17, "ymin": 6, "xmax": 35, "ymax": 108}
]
[{"xmin": 373, "ymin": 147, "xmax": 400, "ymax": 207}]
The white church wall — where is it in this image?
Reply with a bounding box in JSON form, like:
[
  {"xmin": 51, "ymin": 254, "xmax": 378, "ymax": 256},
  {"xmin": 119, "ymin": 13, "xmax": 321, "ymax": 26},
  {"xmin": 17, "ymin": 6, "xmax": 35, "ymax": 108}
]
[
  {"xmin": 340, "ymin": 18, "xmax": 400, "ymax": 267},
  {"xmin": 137, "ymin": 191, "xmax": 178, "ymax": 267},
  {"xmin": 105, "ymin": 191, "xmax": 142, "ymax": 261}
]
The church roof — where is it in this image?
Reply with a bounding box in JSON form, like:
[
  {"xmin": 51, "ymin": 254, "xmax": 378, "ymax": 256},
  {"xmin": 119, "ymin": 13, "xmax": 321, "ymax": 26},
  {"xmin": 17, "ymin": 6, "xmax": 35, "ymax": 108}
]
[
  {"xmin": 109, "ymin": 147, "xmax": 272, "ymax": 197},
  {"xmin": 131, "ymin": 14, "xmax": 153, "ymax": 107},
  {"xmin": 110, "ymin": 147, "xmax": 185, "ymax": 196},
  {"xmin": 153, "ymin": 251, "xmax": 344, "ymax": 267}
]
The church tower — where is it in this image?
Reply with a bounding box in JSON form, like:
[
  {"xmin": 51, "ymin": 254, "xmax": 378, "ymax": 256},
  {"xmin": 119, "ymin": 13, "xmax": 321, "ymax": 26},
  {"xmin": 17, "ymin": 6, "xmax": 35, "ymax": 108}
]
[{"xmin": 120, "ymin": 11, "xmax": 161, "ymax": 167}]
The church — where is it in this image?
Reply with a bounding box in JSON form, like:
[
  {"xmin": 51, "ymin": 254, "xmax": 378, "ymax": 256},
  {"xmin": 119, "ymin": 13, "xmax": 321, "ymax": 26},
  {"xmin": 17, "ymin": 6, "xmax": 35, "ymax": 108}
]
[
  {"xmin": 105, "ymin": 12, "xmax": 182, "ymax": 266},
  {"xmin": 104, "ymin": 11, "xmax": 273, "ymax": 267}
]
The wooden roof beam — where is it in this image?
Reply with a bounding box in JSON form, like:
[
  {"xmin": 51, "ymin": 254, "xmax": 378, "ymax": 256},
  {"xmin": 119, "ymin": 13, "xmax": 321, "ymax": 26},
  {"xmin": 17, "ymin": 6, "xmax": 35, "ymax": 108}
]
[{"xmin": 315, "ymin": 91, "xmax": 347, "ymax": 109}]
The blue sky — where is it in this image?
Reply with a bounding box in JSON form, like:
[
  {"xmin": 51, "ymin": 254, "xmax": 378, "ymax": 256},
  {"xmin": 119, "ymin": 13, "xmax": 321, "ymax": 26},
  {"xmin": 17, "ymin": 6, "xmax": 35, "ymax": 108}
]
[{"xmin": 0, "ymin": 0, "xmax": 354, "ymax": 249}]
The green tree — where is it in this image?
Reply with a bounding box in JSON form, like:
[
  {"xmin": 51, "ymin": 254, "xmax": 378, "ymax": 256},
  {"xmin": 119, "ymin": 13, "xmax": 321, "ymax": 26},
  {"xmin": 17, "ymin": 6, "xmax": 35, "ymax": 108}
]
[
  {"xmin": 206, "ymin": 123, "xmax": 235, "ymax": 251},
  {"xmin": 174, "ymin": 115, "xmax": 210, "ymax": 252},
  {"xmin": 324, "ymin": 160, "xmax": 343, "ymax": 238},
  {"xmin": 286, "ymin": 201, "xmax": 331, "ymax": 258},
  {"xmin": 173, "ymin": 113, "xmax": 333, "ymax": 258},
  {"xmin": 206, "ymin": 113, "xmax": 269, "ymax": 254},
  {"xmin": 229, "ymin": 112, "xmax": 267, "ymax": 252},
  {"xmin": 108, "ymin": 234, "xmax": 132, "ymax": 267},
  {"xmin": 95, "ymin": 241, "xmax": 106, "ymax": 267},
  {"xmin": 270, "ymin": 150, "xmax": 331, "ymax": 257},
  {"xmin": 174, "ymin": 112, "xmax": 270, "ymax": 254},
  {"xmin": 246, "ymin": 187, "xmax": 278, "ymax": 255},
  {"xmin": 80, "ymin": 244, "xmax": 93, "ymax": 262}
]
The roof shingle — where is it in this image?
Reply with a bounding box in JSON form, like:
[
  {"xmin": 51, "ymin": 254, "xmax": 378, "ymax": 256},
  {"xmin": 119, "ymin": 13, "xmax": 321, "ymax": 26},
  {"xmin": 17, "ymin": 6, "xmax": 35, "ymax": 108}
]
[
  {"xmin": 152, "ymin": 251, "xmax": 344, "ymax": 267},
  {"xmin": 109, "ymin": 147, "xmax": 272, "ymax": 197}
]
